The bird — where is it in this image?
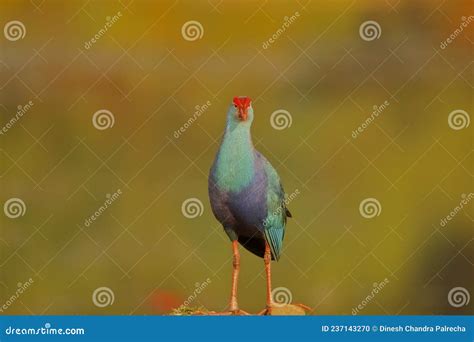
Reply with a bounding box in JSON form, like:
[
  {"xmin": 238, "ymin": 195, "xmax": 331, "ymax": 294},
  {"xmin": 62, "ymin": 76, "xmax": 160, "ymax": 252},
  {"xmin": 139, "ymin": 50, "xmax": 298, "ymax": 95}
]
[{"xmin": 208, "ymin": 96, "xmax": 292, "ymax": 315}]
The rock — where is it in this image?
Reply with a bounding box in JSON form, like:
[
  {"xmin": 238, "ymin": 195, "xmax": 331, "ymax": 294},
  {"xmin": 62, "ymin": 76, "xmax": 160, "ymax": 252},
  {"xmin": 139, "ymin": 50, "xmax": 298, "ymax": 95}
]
[{"xmin": 268, "ymin": 304, "xmax": 307, "ymax": 315}]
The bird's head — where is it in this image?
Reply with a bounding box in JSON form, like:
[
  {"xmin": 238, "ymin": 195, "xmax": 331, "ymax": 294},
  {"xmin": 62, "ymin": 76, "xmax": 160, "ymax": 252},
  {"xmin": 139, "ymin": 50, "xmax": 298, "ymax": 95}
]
[{"xmin": 228, "ymin": 96, "xmax": 253, "ymax": 125}]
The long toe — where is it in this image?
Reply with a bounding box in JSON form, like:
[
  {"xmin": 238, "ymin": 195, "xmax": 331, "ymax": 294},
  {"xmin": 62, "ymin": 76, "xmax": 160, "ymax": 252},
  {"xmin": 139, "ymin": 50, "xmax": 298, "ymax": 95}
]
[
  {"xmin": 231, "ymin": 309, "xmax": 250, "ymax": 315},
  {"xmin": 257, "ymin": 307, "xmax": 273, "ymax": 315}
]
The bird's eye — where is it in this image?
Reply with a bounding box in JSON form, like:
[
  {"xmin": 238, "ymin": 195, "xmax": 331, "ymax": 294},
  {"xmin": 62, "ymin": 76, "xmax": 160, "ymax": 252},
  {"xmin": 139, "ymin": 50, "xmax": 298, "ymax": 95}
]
[{"xmin": 233, "ymin": 105, "xmax": 237, "ymax": 108}]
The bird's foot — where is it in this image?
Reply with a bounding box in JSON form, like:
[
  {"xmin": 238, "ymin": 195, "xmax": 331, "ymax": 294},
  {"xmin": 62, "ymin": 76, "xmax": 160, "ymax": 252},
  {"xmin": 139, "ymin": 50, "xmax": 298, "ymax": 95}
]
[
  {"xmin": 257, "ymin": 306, "xmax": 272, "ymax": 315},
  {"xmin": 229, "ymin": 309, "xmax": 250, "ymax": 315}
]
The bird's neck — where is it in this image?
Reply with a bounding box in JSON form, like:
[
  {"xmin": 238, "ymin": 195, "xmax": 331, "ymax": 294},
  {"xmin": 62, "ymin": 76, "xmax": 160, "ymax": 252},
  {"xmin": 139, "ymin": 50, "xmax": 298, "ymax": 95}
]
[{"xmin": 215, "ymin": 122, "xmax": 255, "ymax": 192}]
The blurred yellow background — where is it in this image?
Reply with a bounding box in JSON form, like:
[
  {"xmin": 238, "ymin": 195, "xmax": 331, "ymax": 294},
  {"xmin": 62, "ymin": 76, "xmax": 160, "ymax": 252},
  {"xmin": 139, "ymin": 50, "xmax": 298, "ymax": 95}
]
[{"xmin": 1, "ymin": 0, "xmax": 472, "ymax": 315}]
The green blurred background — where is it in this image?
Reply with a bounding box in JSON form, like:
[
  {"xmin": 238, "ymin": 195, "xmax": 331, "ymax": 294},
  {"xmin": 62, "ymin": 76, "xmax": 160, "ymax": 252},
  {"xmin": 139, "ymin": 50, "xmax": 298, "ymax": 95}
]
[{"xmin": 1, "ymin": 0, "xmax": 472, "ymax": 315}]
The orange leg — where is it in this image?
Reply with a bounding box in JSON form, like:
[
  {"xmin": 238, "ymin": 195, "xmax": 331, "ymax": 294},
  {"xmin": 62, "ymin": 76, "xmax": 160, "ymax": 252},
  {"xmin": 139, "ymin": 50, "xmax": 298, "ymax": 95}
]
[
  {"xmin": 258, "ymin": 241, "xmax": 312, "ymax": 315},
  {"xmin": 263, "ymin": 241, "xmax": 273, "ymax": 314},
  {"xmin": 215, "ymin": 241, "xmax": 249, "ymax": 314},
  {"xmin": 264, "ymin": 241, "xmax": 273, "ymax": 307},
  {"xmin": 229, "ymin": 240, "xmax": 240, "ymax": 312},
  {"xmin": 194, "ymin": 241, "xmax": 248, "ymax": 315}
]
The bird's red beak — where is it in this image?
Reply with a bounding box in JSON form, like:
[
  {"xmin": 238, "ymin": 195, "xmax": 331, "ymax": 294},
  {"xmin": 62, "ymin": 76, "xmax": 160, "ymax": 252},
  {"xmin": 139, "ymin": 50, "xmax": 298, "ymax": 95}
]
[
  {"xmin": 233, "ymin": 96, "xmax": 252, "ymax": 121},
  {"xmin": 237, "ymin": 107, "xmax": 248, "ymax": 121}
]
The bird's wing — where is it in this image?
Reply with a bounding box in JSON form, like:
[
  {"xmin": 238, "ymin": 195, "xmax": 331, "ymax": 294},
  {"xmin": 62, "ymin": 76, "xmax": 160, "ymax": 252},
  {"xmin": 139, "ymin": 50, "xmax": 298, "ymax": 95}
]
[{"xmin": 260, "ymin": 156, "xmax": 290, "ymax": 261}]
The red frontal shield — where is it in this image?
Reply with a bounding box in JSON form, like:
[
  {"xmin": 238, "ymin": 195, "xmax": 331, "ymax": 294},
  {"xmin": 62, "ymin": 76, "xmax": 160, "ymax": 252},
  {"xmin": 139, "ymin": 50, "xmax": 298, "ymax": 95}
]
[{"xmin": 233, "ymin": 97, "xmax": 252, "ymax": 120}]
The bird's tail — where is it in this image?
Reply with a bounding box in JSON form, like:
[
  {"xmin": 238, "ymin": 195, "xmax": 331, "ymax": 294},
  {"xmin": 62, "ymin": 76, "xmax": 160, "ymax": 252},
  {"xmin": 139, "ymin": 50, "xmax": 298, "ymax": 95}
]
[{"xmin": 264, "ymin": 228, "xmax": 284, "ymax": 261}]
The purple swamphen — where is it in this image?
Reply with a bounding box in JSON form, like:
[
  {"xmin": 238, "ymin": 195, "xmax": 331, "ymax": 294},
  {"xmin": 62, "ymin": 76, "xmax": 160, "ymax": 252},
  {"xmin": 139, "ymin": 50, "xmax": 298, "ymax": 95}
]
[{"xmin": 208, "ymin": 96, "xmax": 295, "ymax": 315}]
